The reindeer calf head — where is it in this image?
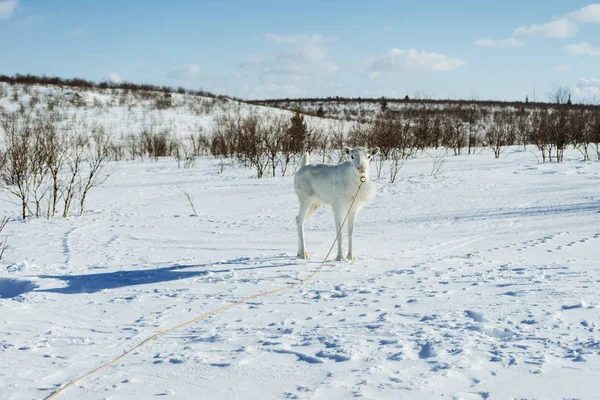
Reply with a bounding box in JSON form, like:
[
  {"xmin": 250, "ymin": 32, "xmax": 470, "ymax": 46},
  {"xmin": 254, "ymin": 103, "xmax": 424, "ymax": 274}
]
[{"xmin": 344, "ymin": 147, "xmax": 380, "ymax": 178}]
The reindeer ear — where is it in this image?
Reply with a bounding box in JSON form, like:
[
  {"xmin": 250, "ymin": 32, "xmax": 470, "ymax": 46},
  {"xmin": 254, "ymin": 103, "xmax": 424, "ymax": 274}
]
[
  {"xmin": 344, "ymin": 147, "xmax": 352, "ymax": 155},
  {"xmin": 370, "ymin": 147, "xmax": 380, "ymax": 156}
]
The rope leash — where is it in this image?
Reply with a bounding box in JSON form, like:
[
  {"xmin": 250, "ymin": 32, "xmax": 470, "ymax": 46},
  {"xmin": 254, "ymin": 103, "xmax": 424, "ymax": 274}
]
[{"xmin": 44, "ymin": 178, "xmax": 366, "ymax": 399}]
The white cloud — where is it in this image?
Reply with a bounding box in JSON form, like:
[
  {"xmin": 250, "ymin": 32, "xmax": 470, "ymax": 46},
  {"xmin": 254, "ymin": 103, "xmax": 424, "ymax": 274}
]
[
  {"xmin": 0, "ymin": 0, "xmax": 18, "ymax": 19},
  {"xmin": 254, "ymin": 83, "xmax": 302, "ymax": 97},
  {"xmin": 167, "ymin": 64, "xmax": 202, "ymax": 80},
  {"xmin": 265, "ymin": 33, "xmax": 335, "ymax": 45},
  {"xmin": 243, "ymin": 33, "xmax": 338, "ymax": 78},
  {"xmin": 568, "ymin": 3, "xmax": 600, "ymax": 23},
  {"xmin": 366, "ymin": 48, "xmax": 466, "ymax": 77},
  {"xmin": 572, "ymin": 78, "xmax": 600, "ymax": 97},
  {"xmin": 13, "ymin": 14, "xmax": 49, "ymax": 27},
  {"xmin": 69, "ymin": 28, "xmax": 84, "ymax": 37},
  {"xmin": 475, "ymin": 37, "xmax": 524, "ymax": 47},
  {"xmin": 482, "ymin": 4, "xmax": 600, "ymax": 46},
  {"xmin": 550, "ymin": 65, "xmax": 572, "ymax": 71},
  {"xmin": 106, "ymin": 73, "xmax": 121, "ymax": 83},
  {"xmin": 514, "ymin": 17, "xmax": 578, "ymax": 38},
  {"xmin": 565, "ymin": 42, "xmax": 600, "ymax": 55}
]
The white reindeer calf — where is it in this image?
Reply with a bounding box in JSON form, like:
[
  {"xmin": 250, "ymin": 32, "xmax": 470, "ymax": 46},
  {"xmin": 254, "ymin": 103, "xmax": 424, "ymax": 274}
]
[{"xmin": 294, "ymin": 146, "xmax": 379, "ymax": 261}]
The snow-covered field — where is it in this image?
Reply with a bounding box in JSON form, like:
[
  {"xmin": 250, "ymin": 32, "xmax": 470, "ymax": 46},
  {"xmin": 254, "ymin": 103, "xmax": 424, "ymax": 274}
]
[{"xmin": 1, "ymin": 147, "xmax": 599, "ymax": 400}]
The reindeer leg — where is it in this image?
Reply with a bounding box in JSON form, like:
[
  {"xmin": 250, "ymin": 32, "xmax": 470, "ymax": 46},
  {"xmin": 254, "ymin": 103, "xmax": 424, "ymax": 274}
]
[
  {"xmin": 296, "ymin": 200, "xmax": 311, "ymax": 259},
  {"xmin": 333, "ymin": 206, "xmax": 344, "ymax": 261},
  {"xmin": 347, "ymin": 209, "xmax": 357, "ymax": 260}
]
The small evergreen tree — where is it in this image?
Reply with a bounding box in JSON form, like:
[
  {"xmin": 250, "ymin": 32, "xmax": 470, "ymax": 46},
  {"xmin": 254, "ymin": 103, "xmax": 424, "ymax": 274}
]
[
  {"xmin": 380, "ymin": 97, "xmax": 388, "ymax": 112},
  {"xmin": 288, "ymin": 110, "xmax": 307, "ymax": 152},
  {"xmin": 316, "ymin": 106, "xmax": 325, "ymax": 118}
]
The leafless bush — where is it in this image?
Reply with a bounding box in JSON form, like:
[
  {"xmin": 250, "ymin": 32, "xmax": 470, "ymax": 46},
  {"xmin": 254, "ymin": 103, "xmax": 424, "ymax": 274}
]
[
  {"xmin": 42, "ymin": 112, "xmax": 67, "ymax": 217},
  {"xmin": 426, "ymin": 150, "xmax": 447, "ymax": 176},
  {"xmin": 441, "ymin": 112, "xmax": 467, "ymax": 155},
  {"xmin": 189, "ymin": 127, "xmax": 210, "ymax": 156},
  {"xmin": 61, "ymin": 121, "xmax": 87, "ymax": 217},
  {"xmin": 570, "ymin": 109, "xmax": 592, "ymax": 161},
  {"xmin": 548, "ymin": 107, "xmax": 570, "ymax": 163},
  {"xmin": 177, "ymin": 185, "xmax": 198, "ymax": 215},
  {"xmin": 347, "ymin": 122, "xmax": 370, "ymax": 147},
  {"xmin": 371, "ymin": 110, "xmax": 416, "ymax": 183},
  {"xmin": 328, "ymin": 121, "xmax": 346, "ymax": 163},
  {"xmin": 0, "ymin": 111, "xmax": 114, "ymax": 219},
  {"xmin": 78, "ymin": 124, "xmax": 113, "ymax": 215},
  {"xmin": 153, "ymin": 93, "xmax": 173, "ymax": 110},
  {"xmin": 529, "ymin": 109, "xmax": 552, "ymax": 162},
  {"xmin": 263, "ymin": 114, "xmax": 287, "ymax": 177},
  {"xmin": 0, "ymin": 216, "xmax": 8, "ymax": 259},
  {"xmin": 484, "ymin": 111, "xmax": 517, "ymax": 159},
  {"xmin": 591, "ymin": 112, "xmax": 600, "ymax": 161},
  {"xmin": 238, "ymin": 116, "xmax": 269, "ymax": 178},
  {"xmin": 0, "ymin": 111, "xmax": 34, "ymax": 219},
  {"xmin": 140, "ymin": 128, "xmax": 171, "ymax": 160}
]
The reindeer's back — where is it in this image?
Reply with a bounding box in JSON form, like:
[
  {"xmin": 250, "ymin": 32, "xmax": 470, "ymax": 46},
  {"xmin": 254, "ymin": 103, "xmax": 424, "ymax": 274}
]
[{"xmin": 295, "ymin": 162, "xmax": 374, "ymax": 207}]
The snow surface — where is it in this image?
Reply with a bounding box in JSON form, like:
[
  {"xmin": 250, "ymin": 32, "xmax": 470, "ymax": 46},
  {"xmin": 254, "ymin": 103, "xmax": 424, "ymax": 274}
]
[{"xmin": 1, "ymin": 148, "xmax": 600, "ymax": 400}]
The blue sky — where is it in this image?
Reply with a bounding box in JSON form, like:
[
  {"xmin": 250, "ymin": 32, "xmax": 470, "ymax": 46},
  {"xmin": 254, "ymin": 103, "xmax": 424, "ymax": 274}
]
[{"xmin": 1, "ymin": 0, "xmax": 600, "ymax": 101}]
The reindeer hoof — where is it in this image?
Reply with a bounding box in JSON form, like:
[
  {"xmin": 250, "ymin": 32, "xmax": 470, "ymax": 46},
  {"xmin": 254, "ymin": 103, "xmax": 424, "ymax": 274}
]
[
  {"xmin": 335, "ymin": 254, "xmax": 344, "ymax": 261},
  {"xmin": 297, "ymin": 251, "xmax": 309, "ymax": 259},
  {"xmin": 347, "ymin": 254, "xmax": 356, "ymax": 260}
]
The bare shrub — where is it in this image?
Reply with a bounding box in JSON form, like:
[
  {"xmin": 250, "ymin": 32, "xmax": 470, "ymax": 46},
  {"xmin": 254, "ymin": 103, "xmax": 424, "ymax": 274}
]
[
  {"xmin": 441, "ymin": 111, "xmax": 467, "ymax": 155},
  {"xmin": 40, "ymin": 112, "xmax": 66, "ymax": 217},
  {"xmin": 570, "ymin": 109, "xmax": 592, "ymax": 161},
  {"xmin": 189, "ymin": 127, "xmax": 210, "ymax": 156},
  {"xmin": 591, "ymin": 111, "xmax": 600, "ymax": 161},
  {"xmin": 370, "ymin": 110, "xmax": 416, "ymax": 183},
  {"xmin": 62, "ymin": 121, "xmax": 88, "ymax": 217},
  {"xmin": 0, "ymin": 112, "xmax": 34, "ymax": 219},
  {"xmin": 548, "ymin": 107, "xmax": 570, "ymax": 163},
  {"xmin": 484, "ymin": 111, "xmax": 517, "ymax": 159},
  {"xmin": 78, "ymin": 124, "xmax": 113, "ymax": 215},
  {"xmin": 238, "ymin": 116, "xmax": 269, "ymax": 178},
  {"xmin": 0, "ymin": 216, "xmax": 8, "ymax": 259},
  {"xmin": 177, "ymin": 185, "xmax": 198, "ymax": 215},
  {"xmin": 529, "ymin": 109, "xmax": 552, "ymax": 162},
  {"xmin": 263, "ymin": 114, "xmax": 287, "ymax": 177},
  {"xmin": 0, "ymin": 111, "xmax": 113, "ymax": 219},
  {"xmin": 153, "ymin": 93, "xmax": 173, "ymax": 110}
]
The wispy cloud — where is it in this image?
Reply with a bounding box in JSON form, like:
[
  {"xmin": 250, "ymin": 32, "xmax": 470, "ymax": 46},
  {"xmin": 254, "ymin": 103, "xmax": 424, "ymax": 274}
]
[
  {"xmin": 254, "ymin": 83, "xmax": 303, "ymax": 97},
  {"xmin": 69, "ymin": 28, "xmax": 85, "ymax": 37},
  {"xmin": 475, "ymin": 37, "xmax": 524, "ymax": 47},
  {"xmin": 565, "ymin": 42, "xmax": 600, "ymax": 55},
  {"xmin": 514, "ymin": 17, "xmax": 578, "ymax": 38},
  {"xmin": 265, "ymin": 33, "xmax": 335, "ymax": 45},
  {"xmin": 13, "ymin": 14, "xmax": 50, "ymax": 27},
  {"xmin": 488, "ymin": 3, "xmax": 600, "ymax": 43},
  {"xmin": 572, "ymin": 78, "xmax": 600, "ymax": 98},
  {"xmin": 0, "ymin": 0, "xmax": 18, "ymax": 19},
  {"xmin": 366, "ymin": 48, "xmax": 466, "ymax": 78},
  {"xmin": 550, "ymin": 65, "xmax": 572, "ymax": 71},
  {"xmin": 568, "ymin": 3, "xmax": 600, "ymax": 23},
  {"xmin": 105, "ymin": 73, "xmax": 121, "ymax": 83},
  {"xmin": 242, "ymin": 33, "xmax": 338, "ymax": 79},
  {"xmin": 167, "ymin": 64, "xmax": 202, "ymax": 80}
]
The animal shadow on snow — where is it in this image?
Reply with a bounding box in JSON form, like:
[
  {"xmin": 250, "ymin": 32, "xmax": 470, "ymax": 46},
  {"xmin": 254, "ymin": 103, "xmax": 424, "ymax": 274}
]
[{"xmin": 34, "ymin": 255, "xmax": 297, "ymax": 295}]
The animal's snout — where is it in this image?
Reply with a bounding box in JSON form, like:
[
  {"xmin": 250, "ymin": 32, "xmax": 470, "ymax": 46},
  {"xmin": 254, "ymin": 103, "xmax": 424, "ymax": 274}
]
[{"xmin": 358, "ymin": 166, "xmax": 366, "ymax": 173}]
